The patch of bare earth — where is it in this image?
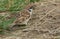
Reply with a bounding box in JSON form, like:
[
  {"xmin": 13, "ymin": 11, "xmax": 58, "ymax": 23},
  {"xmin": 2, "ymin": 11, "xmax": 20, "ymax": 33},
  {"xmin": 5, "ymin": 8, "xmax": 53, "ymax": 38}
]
[{"xmin": 0, "ymin": 0, "xmax": 60, "ymax": 39}]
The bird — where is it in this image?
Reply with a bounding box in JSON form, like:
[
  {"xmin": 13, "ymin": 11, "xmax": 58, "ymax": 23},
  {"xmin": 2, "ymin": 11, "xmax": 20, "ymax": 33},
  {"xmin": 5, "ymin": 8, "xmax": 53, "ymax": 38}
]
[
  {"xmin": 12, "ymin": 3, "xmax": 36, "ymax": 26},
  {"xmin": 7, "ymin": 3, "xmax": 36, "ymax": 30}
]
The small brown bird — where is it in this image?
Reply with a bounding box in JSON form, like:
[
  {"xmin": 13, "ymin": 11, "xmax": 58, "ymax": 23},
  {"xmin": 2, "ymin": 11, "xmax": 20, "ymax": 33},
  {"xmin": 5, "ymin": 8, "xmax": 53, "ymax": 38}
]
[
  {"xmin": 13, "ymin": 3, "xmax": 35, "ymax": 26},
  {"xmin": 8, "ymin": 3, "xmax": 36, "ymax": 30},
  {"xmin": 7, "ymin": 4, "xmax": 34, "ymax": 30},
  {"xmin": 15, "ymin": 6, "xmax": 33, "ymax": 25}
]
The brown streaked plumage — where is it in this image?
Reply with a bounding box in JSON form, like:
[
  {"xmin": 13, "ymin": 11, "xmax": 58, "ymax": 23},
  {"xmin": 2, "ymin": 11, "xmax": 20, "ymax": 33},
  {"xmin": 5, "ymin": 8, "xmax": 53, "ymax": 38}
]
[
  {"xmin": 8, "ymin": 3, "xmax": 37, "ymax": 30},
  {"xmin": 14, "ymin": 3, "xmax": 35, "ymax": 25},
  {"xmin": 14, "ymin": 9, "xmax": 31, "ymax": 25}
]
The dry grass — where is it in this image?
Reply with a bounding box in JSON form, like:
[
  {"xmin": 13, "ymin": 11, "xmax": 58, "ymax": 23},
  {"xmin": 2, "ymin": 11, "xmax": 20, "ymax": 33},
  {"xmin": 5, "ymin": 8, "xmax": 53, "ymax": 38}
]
[{"xmin": 0, "ymin": 0, "xmax": 60, "ymax": 39}]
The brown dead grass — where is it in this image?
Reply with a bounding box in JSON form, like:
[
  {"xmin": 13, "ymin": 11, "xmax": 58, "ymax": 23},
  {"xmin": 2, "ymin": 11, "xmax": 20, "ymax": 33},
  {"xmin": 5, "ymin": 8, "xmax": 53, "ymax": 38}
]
[{"xmin": 0, "ymin": 0, "xmax": 60, "ymax": 39}]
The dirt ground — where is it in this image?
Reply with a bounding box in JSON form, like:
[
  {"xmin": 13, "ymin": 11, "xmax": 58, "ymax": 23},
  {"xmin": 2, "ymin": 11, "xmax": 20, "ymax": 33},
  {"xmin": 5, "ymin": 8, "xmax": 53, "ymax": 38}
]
[{"xmin": 0, "ymin": 0, "xmax": 60, "ymax": 39}]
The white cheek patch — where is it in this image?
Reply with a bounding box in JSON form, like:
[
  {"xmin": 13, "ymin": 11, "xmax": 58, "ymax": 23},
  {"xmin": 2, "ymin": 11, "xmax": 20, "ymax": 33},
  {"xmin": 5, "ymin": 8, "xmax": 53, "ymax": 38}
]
[{"xmin": 28, "ymin": 9, "xmax": 33, "ymax": 15}]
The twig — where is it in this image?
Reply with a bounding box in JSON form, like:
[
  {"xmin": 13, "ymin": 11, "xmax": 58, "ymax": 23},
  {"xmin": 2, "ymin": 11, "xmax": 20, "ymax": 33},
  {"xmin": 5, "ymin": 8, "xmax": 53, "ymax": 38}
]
[{"xmin": 40, "ymin": 7, "xmax": 57, "ymax": 25}]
